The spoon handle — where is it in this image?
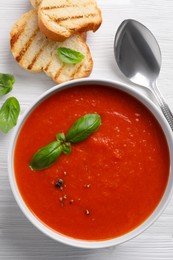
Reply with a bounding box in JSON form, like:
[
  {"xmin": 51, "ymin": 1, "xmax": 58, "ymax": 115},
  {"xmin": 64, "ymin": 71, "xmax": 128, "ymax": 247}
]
[{"xmin": 151, "ymin": 82, "xmax": 173, "ymax": 131}]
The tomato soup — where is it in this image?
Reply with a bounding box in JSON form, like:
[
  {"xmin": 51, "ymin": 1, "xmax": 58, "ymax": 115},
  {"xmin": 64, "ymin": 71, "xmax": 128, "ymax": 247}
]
[{"xmin": 14, "ymin": 85, "xmax": 170, "ymax": 240}]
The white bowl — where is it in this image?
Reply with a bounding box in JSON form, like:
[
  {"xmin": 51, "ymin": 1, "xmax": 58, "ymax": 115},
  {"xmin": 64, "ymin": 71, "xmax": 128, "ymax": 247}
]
[{"xmin": 8, "ymin": 78, "xmax": 173, "ymax": 249}]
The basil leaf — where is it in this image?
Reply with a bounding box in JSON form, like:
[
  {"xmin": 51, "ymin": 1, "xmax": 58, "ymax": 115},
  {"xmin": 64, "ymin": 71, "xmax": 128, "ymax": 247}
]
[
  {"xmin": 57, "ymin": 47, "xmax": 85, "ymax": 64},
  {"xmin": 0, "ymin": 73, "xmax": 15, "ymax": 96},
  {"xmin": 62, "ymin": 142, "xmax": 72, "ymax": 155},
  {"xmin": 0, "ymin": 97, "xmax": 20, "ymax": 133},
  {"xmin": 30, "ymin": 141, "xmax": 63, "ymax": 170},
  {"xmin": 56, "ymin": 133, "xmax": 66, "ymax": 142},
  {"xmin": 66, "ymin": 114, "xmax": 101, "ymax": 143}
]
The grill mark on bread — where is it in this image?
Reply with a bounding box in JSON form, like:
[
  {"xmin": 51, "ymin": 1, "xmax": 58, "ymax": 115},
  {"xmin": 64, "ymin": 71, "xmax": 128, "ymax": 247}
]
[
  {"xmin": 27, "ymin": 42, "xmax": 49, "ymax": 70},
  {"xmin": 10, "ymin": 24, "xmax": 26, "ymax": 49},
  {"xmin": 41, "ymin": 4, "xmax": 76, "ymax": 10},
  {"xmin": 70, "ymin": 63, "xmax": 83, "ymax": 78},
  {"xmin": 43, "ymin": 13, "xmax": 72, "ymax": 33},
  {"xmin": 11, "ymin": 10, "xmax": 36, "ymax": 48},
  {"xmin": 54, "ymin": 65, "xmax": 65, "ymax": 81},
  {"xmin": 41, "ymin": 2, "xmax": 92, "ymax": 10},
  {"xmin": 44, "ymin": 61, "xmax": 51, "ymax": 72},
  {"xmin": 50, "ymin": 13, "xmax": 97, "ymax": 23},
  {"xmin": 16, "ymin": 29, "xmax": 39, "ymax": 62}
]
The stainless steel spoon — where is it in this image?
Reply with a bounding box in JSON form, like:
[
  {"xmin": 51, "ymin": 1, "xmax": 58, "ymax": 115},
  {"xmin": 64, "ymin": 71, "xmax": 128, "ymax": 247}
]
[{"xmin": 114, "ymin": 19, "xmax": 173, "ymax": 131}]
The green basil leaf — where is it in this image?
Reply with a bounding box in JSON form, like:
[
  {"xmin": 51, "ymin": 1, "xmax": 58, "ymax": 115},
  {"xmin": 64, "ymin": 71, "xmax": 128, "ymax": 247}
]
[
  {"xmin": 0, "ymin": 73, "xmax": 15, "ymax": 96},
  {"xmin": 66, "ymin": 114, "xmax": 101, "ymax": 143},
  {"xmin": 62, "ymin": 142, "xmax": 72, "ymax": 155},
  {"xmin": 56, "ymin": 133, "xmax": 66, "ymax": 142},
  {"xmin": 57, "ymin": 47, "xmax": 85, "ymax": 64},
  {"xmin": 0, "ymin": 97, "xmax": 20, "ymax": 133},
  {"xmin": 30, "ymin": 141, "xmax": 63, "ymax": 170}
]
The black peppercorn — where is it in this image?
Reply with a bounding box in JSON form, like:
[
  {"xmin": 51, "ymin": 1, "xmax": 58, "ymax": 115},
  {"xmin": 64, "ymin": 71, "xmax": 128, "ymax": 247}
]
[{"xmin": 55, "ymin": 179, "xmax": 64, "ymax": 188}]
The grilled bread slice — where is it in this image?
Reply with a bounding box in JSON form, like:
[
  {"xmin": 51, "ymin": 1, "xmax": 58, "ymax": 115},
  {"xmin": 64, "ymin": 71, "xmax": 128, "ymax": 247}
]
[
  {"xmin": 30, "ymin": 0, "xmax": 42, "ymax": 8},
  {"xmin": 30, "ymin": 0, "xmax": 87, "ymax": 41},
  {"xmin": 10, "ymin": 10, "xmax": 93, "ymax": 83},
  {"xmin": 38, "ymin": 0, "xmax": 102, "ymax": 42}
]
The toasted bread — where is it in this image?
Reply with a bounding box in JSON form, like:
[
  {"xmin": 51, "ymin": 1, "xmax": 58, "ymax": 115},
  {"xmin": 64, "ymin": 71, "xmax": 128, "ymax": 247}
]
[
  {"xmin": 38, "ymin": 0, "xmax": 102, "ymax": 42},
  {"xmin": 10, "ymin": 10, "xmax": 93, "ymax": 83},
  {"xmin": 30, "ymin": 0, "xmax": 87, "ymax": 41},
  {"xmin": 30, "ymin": 0, "xmax": 42, "ymax": 8}
]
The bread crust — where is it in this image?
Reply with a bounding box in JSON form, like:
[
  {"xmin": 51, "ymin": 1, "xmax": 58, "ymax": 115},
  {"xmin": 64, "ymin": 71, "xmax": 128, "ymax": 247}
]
[
  {"xmin": 30, "ymin": 0, "xmax": 42, "ymax": 8},
  {"xmin": 10, "ymin": 10, "xmax": 93, "ymax": 83},
  {"xmin": 38, "ymin": 0, "xmax": 102, "ymax": 42}
]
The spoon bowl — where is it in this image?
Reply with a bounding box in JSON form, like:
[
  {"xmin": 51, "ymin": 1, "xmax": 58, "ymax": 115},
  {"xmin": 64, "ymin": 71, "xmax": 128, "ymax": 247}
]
[
  {"xmin": 114, "ymin": 19, "xmax": 173, "ymax": 130},
  {"xmin": 115, "ymin": 19, "xmax": 161, "ymax": 87}
]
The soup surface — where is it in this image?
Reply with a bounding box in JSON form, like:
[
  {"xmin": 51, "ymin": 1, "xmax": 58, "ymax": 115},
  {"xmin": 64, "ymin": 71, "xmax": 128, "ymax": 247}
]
[{"xmin": 14, "ymin": 85, "xmax": 170, "ymax": 240}]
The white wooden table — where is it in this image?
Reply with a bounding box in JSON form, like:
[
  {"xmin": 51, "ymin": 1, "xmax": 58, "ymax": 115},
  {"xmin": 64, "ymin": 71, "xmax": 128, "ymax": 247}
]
[{"xmin": 0, "ymin": 0, "xmax": 173, "ymax": 259}]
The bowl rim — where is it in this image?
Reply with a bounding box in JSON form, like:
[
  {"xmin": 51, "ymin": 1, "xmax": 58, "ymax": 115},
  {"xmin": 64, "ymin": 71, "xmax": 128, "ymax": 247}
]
[{"xmin": 8, "ymin": 78, "xmax": 173, "ymax": 249}]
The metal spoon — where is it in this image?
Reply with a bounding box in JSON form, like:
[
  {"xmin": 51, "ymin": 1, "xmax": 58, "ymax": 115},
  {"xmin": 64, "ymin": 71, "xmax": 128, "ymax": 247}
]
[{"xmin": 114, "ymin": 19, "xmax": 173, "ymax": 131}]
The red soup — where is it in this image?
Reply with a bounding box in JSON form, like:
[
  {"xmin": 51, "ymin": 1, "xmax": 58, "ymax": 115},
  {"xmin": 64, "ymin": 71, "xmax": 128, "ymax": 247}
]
[{"xmin": 14, "ymin": 85, "xmax": 170, "ymax": 240}]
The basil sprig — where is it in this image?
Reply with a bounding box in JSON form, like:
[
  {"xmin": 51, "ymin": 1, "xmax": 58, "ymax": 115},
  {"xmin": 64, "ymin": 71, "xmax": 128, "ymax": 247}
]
[
  {"xmin": 0, "ymin": 73, "xmax": 15, "ymax": 96},
  {"xmin": 57, "ymin": 47, "xmax": 85, "ymax": 64},
  {"xmin": 0, "ymin": 97, "xmax": 20, "ymax": 133},
  {"xmin": 30, "ymin": 113, "xmax": 101, "ymax": 170}
]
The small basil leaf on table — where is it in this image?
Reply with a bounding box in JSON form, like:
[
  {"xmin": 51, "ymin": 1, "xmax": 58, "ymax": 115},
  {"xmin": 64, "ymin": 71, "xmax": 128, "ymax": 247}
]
[
  {"xmin": 66, "ymin": 114, "xmax": 102, "ymax": 143},
  {"xmin": 30, "ymin": 141, "xmax": 63, "ymax": 171},
  {"xmin": 0, "ymin": 73, "xmax": 15, "ymax": 96},
  {"xmin": 57, "ymin": 47, "xmax": 85, "ymax": 64},
  {"xmin": 0, "ymin": 97, "xmax": 20, "ymax": 133}
]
